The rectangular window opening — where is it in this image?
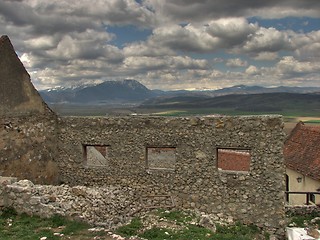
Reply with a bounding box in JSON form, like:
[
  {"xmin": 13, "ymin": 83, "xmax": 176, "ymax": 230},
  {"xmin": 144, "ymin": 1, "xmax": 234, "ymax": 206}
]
[
  {"xmin": 83, "ymin": 144, "xmax": 109, "ymax": 167},
  {"xmin": 217, "ymin": 148, "xmax": 251, "ymax": 173},
  {"xmin": 146, "ymin": 147, "xmax": 176, "ymax": 170}
]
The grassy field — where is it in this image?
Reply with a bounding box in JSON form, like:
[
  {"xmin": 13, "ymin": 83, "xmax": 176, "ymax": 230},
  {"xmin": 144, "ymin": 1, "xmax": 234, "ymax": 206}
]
[
  {"xmin": 142, "ymin": 108, "xmax": 320, "ymax": 131},
  {"xmin": 143, "ymin": 107, "xmax": 320, "ymax": 117},
  {"xmin": 50, "ymin": 104, "xmax": 320, "ymax": 118},
  {"xmin": 140, "ymin": 108, "xmax": 320, "ymax": 136}
]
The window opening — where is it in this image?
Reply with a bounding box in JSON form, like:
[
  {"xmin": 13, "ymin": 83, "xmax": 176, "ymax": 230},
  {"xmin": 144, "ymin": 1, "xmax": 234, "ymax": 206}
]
[
  {"xmin": 146, "ymin": 147, "xmax": 176, "ymax": 170},
  {"xmin": 83, "ymin": 144, "xmax": 109, "ymax": 167},
  {"xmin": 217, "ymin": 148, "xmax": 251, "ymax": 172}
]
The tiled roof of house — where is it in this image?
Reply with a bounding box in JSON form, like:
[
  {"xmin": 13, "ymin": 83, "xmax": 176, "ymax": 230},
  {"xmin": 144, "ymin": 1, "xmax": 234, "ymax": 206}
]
[
  {"xmin": 217, "ymin": 149, "xmax": 251, "ymax": 171},
  {"xmin": 284, "ymin": 122, "xmax": 320, "ymax": 180}
]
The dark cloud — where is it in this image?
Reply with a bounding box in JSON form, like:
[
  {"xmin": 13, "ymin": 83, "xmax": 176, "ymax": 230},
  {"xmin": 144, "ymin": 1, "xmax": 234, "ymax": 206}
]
[
  {"xmin": 148, "ymin": 0, "xmax": 320, "ymax": 23},
  {"xmin": 0, "ymin": 1, "xmax": 36, "ymax": 26}
]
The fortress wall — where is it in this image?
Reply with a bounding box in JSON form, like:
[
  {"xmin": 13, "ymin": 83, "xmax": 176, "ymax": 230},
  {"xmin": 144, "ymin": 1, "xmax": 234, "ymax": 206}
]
[
  {"xmin": 0, "ymin": 35, "xmax": 59, "ymax": 184},
  {"xmin": 57, "ymin": 115, "xmax": 286, "ymax": 233},
  {"xmin": 0, "ymin": 113, "xmax": 59, "ymax": 184},
  {"xmin": 0, "ymin": 35, "xmax": 49, "ymax": 116}
]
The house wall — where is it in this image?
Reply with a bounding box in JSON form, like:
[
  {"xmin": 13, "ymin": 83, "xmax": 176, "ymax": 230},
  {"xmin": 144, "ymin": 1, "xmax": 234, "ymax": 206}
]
[
  {"xmin": 57, "ymin": 115, "xmax": 286, "ymax": 234},
  {"xmin": 286, "ymin": 168, "xmax": 320, "ymax": 205}
]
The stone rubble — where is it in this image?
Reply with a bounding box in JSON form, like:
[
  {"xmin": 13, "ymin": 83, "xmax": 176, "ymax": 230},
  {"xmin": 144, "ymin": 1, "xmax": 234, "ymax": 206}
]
[
  {"xmin": 0, "ymin": 177, "xmax": 241, "ymax": 231},
  {"xmin": 1, "ymin": 178, "xmax": 139, "ymax": 229}
]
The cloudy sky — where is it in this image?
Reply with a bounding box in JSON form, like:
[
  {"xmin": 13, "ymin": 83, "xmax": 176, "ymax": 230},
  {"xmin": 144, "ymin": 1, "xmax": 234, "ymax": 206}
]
[{"xmin": 1, "ymin": 0, "xmax": 319, "ymax": 90}]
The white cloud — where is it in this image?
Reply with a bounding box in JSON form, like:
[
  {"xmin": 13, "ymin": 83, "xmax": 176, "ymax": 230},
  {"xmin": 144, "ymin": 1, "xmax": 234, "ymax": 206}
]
[
  {"xmin": 46, "ymin": 31, "xmax": 121, "ymax": 61},
  {"xmin": 293, "ymin": 31, "xmax": 320, "ymax": 60},
  {"xmin": 24, "ymin": 35, "xmax": 58, "ymax": 50},
  {"xmin": 252, "ymin": 52, "xmax": 278, "ymax": 61},
  {"xmin": 124, "ymin": 56, "xmax": 208, "ymax": 72},
  {"xmin": 297, "ymin": 42, "xmax": 320, "ymax": 60},
  {"xmin": 146, "ymin": 18, "xmax": 258, "ymax": 53},
  {"xmin": 242, "ymin": 27, "xmax": 291, "ymax": 53},
  {"xmin": 226, "ymin": 58, "xmax": 248, "ymax": 68},
  {"xmin": 123, "ymin": 41, "xmax": 175, "ymax": 57},
  {"xmin": 131, "ymin": 18, "xmax": 319, "ymax": 59},
  {"xmin": 245, "ymin": 65, "xmax": 259, "ymax": 75},
  {"xmin": 150, "ymin": 24, "xmax": 220, "ymax": 52},
  {"xmin": 20, "ymin": 53, "xmax": 32, "ymax": 68},
  {"xmin": 276, "ymin": 56, "xmax": 320, "ymax": 75},
  {"xmin": 206, "ymin": 18, "xmax": 257, "ymax": 46}
]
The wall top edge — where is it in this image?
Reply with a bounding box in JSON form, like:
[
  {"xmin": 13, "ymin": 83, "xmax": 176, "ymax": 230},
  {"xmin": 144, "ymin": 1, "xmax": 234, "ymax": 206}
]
[{"xmin": 59, "ymin": 114, "xmax": 283, "ymax": 120}]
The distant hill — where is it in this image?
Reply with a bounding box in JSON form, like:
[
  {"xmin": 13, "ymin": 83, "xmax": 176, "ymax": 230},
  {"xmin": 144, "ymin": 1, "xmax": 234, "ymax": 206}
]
[
  {"xmin": 140, "ymin": 92, "xmax": 320, "ymax": 112},
  {"xmin": 210, "ymin": 85, "xmax": 320, "ymax": 96}
]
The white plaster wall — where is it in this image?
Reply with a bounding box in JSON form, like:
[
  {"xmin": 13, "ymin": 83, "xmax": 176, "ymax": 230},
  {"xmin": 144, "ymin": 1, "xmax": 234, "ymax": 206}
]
[{"xmin": 286, "ymin": 168, "xmax": 320, "ymax": 205}]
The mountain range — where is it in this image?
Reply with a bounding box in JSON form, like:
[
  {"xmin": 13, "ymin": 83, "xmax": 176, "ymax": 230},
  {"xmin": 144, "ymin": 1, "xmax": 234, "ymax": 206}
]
[
  {"xmin": 40, "ymin": 80, "xmax": 155, "ymax": 104},
  {"xmin": 39, "ymin": 79, "xmax": 320, "ymax": 105}
]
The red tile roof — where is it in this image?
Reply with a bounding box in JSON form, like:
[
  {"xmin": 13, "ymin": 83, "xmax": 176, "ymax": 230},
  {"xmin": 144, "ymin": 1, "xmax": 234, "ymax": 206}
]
[
  {"xmin": 284, "ymin": 122, "xmax": 320, "ymax": 180},
  {"xmin": 217, "ymin": 149, "xmax": 251, "ymax": 171}
]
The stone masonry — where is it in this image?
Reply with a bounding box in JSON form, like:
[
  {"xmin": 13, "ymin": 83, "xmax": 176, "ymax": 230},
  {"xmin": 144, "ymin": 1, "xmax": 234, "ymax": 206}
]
[
  {"xmin": 0, "ymin": 35, "xmax": 50, "ymax": 116},
  {"xmin": 57, "ymin": 115, "xmax": 286, "ymax": 235},
  {"xmin": 0, "ymin": 35, "xmax": 287, "ymax": 237},
  {"xmin": 0, "ymin": 35, "xmax": 59, "ymax": 184},
  {"xmin": 0, "ymin": 177, "xmax": 137, "ymax": 229}
]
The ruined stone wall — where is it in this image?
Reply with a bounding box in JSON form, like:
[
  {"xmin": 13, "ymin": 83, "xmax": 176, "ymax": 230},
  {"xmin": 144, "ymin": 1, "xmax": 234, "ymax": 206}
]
[
  {"xmin": 0, "ymin": 177, "xmax": 261, "ymax": 231},
  {"xmin": 0, "ymin": 113, "xmax": 59, "ymax": 184},
  {"xmin": 0, "ymin": 178, "xmax": 137, "ymax": 228},
  {"xmin": 0, "ymin": 35, "xmax": 59, "ymax": 184},
  {"xmin": 285, "ymin": 205, "xmax": 320, "ymax": 216},
  {"xmin": 0, "ymin": 35, "xmax": 49, "ymax": 116},
  {"xmin": 58, "ymin": 115, "xmax": 286, "ymax": 234}
]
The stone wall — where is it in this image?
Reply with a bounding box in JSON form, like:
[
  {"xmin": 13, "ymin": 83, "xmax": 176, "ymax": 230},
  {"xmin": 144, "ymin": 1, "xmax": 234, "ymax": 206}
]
[
  {"xmin": 0, "ymin": 177, "xmax": 137, "ymax": 228},
  {"xmin": 57, "ymin": 115, "xmax": 286, "ymax": 235},
  {"xmin": 0, "ymin": 35, "xmax": 49, "ymax": 116},
  {"xmin": 0, "ymin": 35, "xmax": 59, "ymax": 185},
  {"xmin": 0, "ymin": 113, "xmax": 59, "ymax": 184},
  {"xmin": 285, "ymin": 205, "xmax": 320, "ymax": 216},
  {"xmin": 1, "ymin": 177, "xmax": 278, "ymax": 232}
]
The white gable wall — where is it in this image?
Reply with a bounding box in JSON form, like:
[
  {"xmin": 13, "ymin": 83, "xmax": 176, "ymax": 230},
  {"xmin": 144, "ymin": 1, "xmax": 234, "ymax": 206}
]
[{"xmin": 286, "ymin": 168, "xmax": 320, "ymax": 205}]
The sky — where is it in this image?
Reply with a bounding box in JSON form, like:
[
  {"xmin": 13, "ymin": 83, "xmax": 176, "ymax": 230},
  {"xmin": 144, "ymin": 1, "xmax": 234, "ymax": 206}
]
[{"xmin": 0, "ymin": 0, "xmax": 319, "ymax": 91}]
